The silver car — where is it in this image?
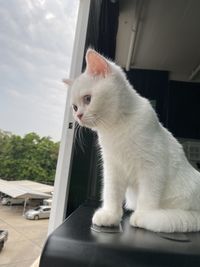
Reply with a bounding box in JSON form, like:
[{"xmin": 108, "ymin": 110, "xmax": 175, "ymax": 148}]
[
  {"xmin": 25, "ymin": 206, "xmax": 51, "ymax": 220},
  {"xmin": 0, "ymin": 230, "xmax": 8, "ymax": 252},
  {"xmin": 2, "ymin": 197, "xmax": 24, "ymax": 206}
]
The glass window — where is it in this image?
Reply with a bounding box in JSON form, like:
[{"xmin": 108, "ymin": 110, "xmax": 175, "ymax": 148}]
[{"xmin": 0, "ymin": 1, "xmax": 79, "ymax": 266}]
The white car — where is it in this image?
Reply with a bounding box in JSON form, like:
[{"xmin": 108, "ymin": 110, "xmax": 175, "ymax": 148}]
[
  {"xmin": 2, "ymin": 197, "xmax": 24, "ymax": 206},
  {"xmin": 25, "ymin": 206, "xmax": 51, "ymax": 220},
  {"xmin": 43, "ymin": 198, "xmax": 52, "ymax": 206}
]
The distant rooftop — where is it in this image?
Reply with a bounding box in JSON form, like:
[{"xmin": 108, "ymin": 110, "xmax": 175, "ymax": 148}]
[
  {"xmin": 9, "ymin": 180, "xmax": 54, "ymax": 194},
  {"xmin": 0, "ymin": 179, "xmax": 53, "ymax": 199},
  {"xmin": 0, "ymin": 129, "xmax": 13, "ymax": 136}
]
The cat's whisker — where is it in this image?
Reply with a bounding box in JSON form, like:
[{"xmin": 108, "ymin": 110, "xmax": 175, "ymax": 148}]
[
  {"xmin": 74, "ymin": 123, "xmax": 79, "ymax": 141},
  {"xmin": 73, "ymin": 123, "xmax": 79, "ymax": 153},
  {"xmin": 95, "ymin": 116, "xmax": 110, "ymax": 131},
  {"xmin": 83, "ymin": 114, "xmax": 97, "ymax": 127},
  {"xmin": 74, "ymin": 122, "xmax": 86, "ymax": 152}
]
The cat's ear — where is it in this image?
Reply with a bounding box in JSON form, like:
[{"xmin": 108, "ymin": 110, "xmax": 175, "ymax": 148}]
[
  {"xmin": 62, "ymin": 78, "xmax": 73, "ymax": 86},
  {"xmin": 85, "ymin": 49, "xmax": 110, "ymax": 77}
]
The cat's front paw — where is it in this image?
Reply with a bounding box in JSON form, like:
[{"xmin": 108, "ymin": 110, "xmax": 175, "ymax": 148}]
[{"xmin": 92, "ymin": 208, "xmax": 122, "ymax": 226}]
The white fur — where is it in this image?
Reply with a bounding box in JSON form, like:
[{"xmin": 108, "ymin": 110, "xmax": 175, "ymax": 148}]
[{"xmin": 70, "ymin": 50, "xmax": 200, "ymax": 233}]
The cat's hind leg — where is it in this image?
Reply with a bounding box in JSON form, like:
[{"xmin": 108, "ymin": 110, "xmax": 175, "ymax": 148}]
[
  {"xmin": 129, "ymin": 163, "xmax": 169, "ymax": 231},
  {"xmin": 130, "ymin": 209, "xmax": 200, "ymax": 232}
]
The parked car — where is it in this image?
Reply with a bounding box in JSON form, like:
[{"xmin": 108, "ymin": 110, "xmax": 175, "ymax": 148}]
[
  {"xmin": 1, "ymin": 197, "xmax": 24, "ymax": 206},
  {"xmin": 25, "ymin": 205, "xmax": 51, "ymax": 220},
  {"xmin": 43, "ymin": 198, "xmax": 52, "ymax": 206},
  {"xmin": 0, "ymin": 230, "xmax": 8, "ymax": 252}
]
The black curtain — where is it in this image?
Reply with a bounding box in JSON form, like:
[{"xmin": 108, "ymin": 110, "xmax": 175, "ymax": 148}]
[
  {"xmin": 126, "ymin": 70, "xmax": 200, "ymax": 140},
  {"xmin": 126, "ymin": 69, "xmax": 169, "ymax": 127},
  {"xmin": 67, "ymin": 0, "xmax": 119, "ymax": 216},
  {"xmin": 84, "ymin": 0, "xmax": 119, "ymax": 61},
  {"xmin": 97, "ymin": 0, "xmax": 119, "ymax": 59},
  {"xmin": 168, "ymin": 81, "xmax": 200, "ymax": 139}
]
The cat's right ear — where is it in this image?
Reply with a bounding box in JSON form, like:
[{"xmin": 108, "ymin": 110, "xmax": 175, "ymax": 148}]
[
  {"xmin": 62, "ymin": 79, "xmax": 73, "ymax": 87},
  {"xmin": 85, "ymin": 49, "xmax": 110, "ymax": 77}
]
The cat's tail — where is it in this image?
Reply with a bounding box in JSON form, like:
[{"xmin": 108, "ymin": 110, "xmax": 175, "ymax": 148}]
[{"xmin": 131, "ymin": 209, "xmax": 200, "ymax": 233}]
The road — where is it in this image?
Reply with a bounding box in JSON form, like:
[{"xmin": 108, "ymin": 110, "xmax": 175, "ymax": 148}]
[{"xmin": 0, "ymin": 204, "xmax": 48, "ymax": 267}]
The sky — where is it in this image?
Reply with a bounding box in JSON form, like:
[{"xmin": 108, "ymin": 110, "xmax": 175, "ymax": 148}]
[{"xmin": 0, "ymin": 0, "xmax": 79, "ymax": 141}]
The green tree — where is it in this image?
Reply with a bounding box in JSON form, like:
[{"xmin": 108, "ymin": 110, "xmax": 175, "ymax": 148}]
[{"xmin": 0, "ymin": 130, "xmax": 59, "ymax": 185}]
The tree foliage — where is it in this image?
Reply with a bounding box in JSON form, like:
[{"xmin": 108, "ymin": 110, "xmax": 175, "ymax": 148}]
[{"xmin": 0, "ymin": 130, "xmax": 59, "ymax": 185}]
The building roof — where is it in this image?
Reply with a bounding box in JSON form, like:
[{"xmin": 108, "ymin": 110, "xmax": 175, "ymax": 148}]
[
  {"xmin": 0, "ymin": 179, "xmax": 52, "ymax": 199},
  {"xmin": 9, "ymin": 180, "xmax": 53, "ymax": 194}
]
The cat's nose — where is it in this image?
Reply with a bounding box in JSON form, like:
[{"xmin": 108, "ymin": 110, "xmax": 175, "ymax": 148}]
[{"xmin": 77, "ymin": 113, "xmax": 83, "ymax": 120}]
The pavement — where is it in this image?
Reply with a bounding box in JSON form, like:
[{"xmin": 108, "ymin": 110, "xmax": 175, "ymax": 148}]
[{"xmin": 0, "ymin": 204, "xmax": 49, "ymax": 267}]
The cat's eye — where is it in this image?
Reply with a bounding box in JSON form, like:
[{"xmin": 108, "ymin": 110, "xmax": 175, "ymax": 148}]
[
  {"xmin": 72, "ymin": 104, "xmax": 78, "ymax": 112},
  {"xmin": 83, "ymin": 95, "xmax": 91, "ymax": 105}
]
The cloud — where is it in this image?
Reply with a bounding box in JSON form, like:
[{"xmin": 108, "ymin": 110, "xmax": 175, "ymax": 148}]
[
  {"xmin": 0, "ymin": 0, "xmax": 79, "ymax": 140},
  {"xmin": 45, "ymin": 13, "xmax": 56, "ymax": 20}
]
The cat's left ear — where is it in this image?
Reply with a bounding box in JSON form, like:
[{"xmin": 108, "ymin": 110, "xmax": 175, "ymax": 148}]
[
  {"xmin": 63, "ymin": 79, "xmax": 73, "ymax": 86},
  {"xmin": 85, "ymin": 49, "xmax": 110, "ymax": 77}
]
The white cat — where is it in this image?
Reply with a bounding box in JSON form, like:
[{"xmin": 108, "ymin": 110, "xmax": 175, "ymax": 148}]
[{"xmin": 64, "ymin": 49, "xmax": 200, "ymax": 233}]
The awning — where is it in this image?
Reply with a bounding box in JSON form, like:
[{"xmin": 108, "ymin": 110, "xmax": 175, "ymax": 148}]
[
  {"xmin": 8, "ymin": 180, "xmax": 53, "ymax": 194},
  {"xmin": 0, "ymin": 179, "xmax": 51, "ymax": 199}
]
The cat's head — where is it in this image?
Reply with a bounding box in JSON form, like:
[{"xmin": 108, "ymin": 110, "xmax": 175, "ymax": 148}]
[{"xmin": 64, "ymin": 49, "xmax": 131, "ymax": 131}]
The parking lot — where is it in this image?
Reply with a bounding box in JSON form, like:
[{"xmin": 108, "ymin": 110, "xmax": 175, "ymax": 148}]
[{"xmin": 0, "ymin": 204, "xmax": 49, "ymax": 267}]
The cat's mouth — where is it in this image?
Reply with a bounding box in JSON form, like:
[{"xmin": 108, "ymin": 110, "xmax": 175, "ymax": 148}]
[
  {"xmin": 77, "ymin": 114, "xmax": 98, "ymax": 129},
  {"xmin": 78, "ymin": 120, "xmax": 96, "ymax": 129}
]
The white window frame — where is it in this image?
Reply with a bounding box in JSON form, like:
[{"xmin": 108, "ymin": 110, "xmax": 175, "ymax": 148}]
[{"xmin": 48, "ymin": 0, "xmax": 91, "ymax": 235}]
